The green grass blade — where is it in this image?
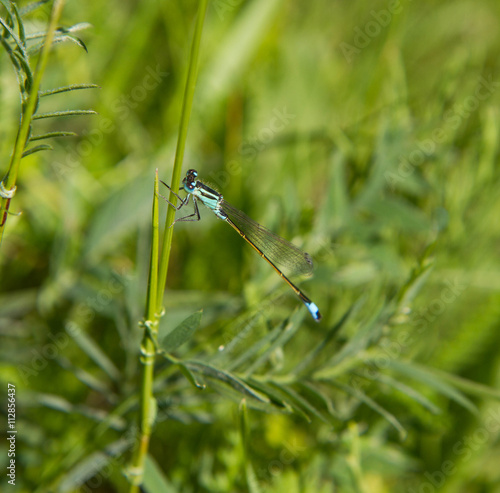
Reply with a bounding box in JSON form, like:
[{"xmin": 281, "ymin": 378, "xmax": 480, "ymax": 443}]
[
  {"xmin": 177, "ymin": 362, "xmax": 206, "ymax": 390},
  {"xmin": 369, "ymin": 372, "xmax": 441, "ymax": 414},
  {"xmin": 11, "ymin": 2, "xmax": 26, "ymax": 48},
  {"xmin": 29, "ymin": 131, "xmax": 77, "ymax": 141},
  {"xmin": 292, "ymin": 304, "xmax": 356, "ymax": 376},
  {"xmin": 225, "ymin": 323, "xmax": 283, "ymax": 372},
  {"xmin": 0, "ymin": 13, "xmax": 28, "ymax": 60},
  {"xmin": 22, "ymin": 143, "xmax": 52, "ymax": 157},
  {"xmin": 155, "ymin": 0, "xmax": 208, "ymax": 312},
  {"xmin": 268, "ymin": 382, "xmax": 332, "ymax": 424},
  {"xmin": 335, "ymin": 382, "xmax": 407, "ymax": 439},
  {"xmin": 66, "ymin": 324, "xmax": 121, "ymax": 382},
  {"xmin": 160, "ymin": 309, "xmax": 202, "ymax": 352},
  {"xmin": 243, "ymin": 309, "xmax": 305, "ymax": 376},
  {"xmin": 39, "ymin": 83, "xmax": 100, "ymax": 97},
  {"xmin": 239, "ymin": 400, "xmax": 263, "ymax": 493},
  {"xmin": 387, "ymin": 360, "xmax": 478, "ymax": 414},
  {"xmin": 143, "ymin": 455, "xmax": 177, "ymax": 493},
  {"xmin": 33, "ymin": 109, "xmax": 97, "ymax": 119},
  {"xmin": 185, "ymin": 360, "xmax": 270, "ymax": 403}
]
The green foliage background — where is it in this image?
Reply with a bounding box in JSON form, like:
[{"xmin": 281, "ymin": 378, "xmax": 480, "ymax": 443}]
[{"xmin": 1, "ymin": 0, "xmax": 500, "ymax": 492}]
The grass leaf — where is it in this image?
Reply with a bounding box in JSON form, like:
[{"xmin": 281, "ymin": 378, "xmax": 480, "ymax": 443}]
[
  {"xmin": 160, "ymin": 309, "xmax": 203, "ymax": 352},
  {"xmin": 22, "ymin": 143, "xmax": 52, "ymax": 156},
  {"xmin": 66, "ymin": 323, "xmax": 121, "ymax": 382},
  {"xmin": 29, "ymin": 131, "xmax": 77, "ymax": 141},
  {"xmin": 143, "ymin": 454, "xmax": 177, "ymax": 493},
  {"xmin": 33, "ymin": 109, "xmax": 97, "ymax": 119},
  {"xmin": 185, "ymin": 360, "xmax": 270, "ymax": 403},
  {"xmin": 387, "ymin": 360, "xmax": 478, "ymax": 415},
  {"xmin": 39, "ymin": 83, "xmax": 100, "ymax": 97}
]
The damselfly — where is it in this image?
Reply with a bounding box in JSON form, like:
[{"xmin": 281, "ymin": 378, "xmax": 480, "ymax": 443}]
[{"xmin": 160, "ymin": 169, "xmax": 321, "ymax": 321}]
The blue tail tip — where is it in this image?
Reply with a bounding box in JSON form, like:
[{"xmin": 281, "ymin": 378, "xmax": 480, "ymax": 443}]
[{"xmin": 306, "ymin": 302, "xmax": 322, "ymax": 322}]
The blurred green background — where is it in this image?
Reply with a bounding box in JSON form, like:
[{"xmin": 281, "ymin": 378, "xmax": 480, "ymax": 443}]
[{"xmin": 1, "ymin": 0, "xmax": 500, "ymax": 491}]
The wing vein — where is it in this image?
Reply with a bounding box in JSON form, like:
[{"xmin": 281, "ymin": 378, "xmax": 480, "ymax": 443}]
[{"xmin": 220, "ymin": 200, "xmax": 313, "ymax": 277}]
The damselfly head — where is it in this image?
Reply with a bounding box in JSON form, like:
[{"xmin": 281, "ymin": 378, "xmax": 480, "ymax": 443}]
[{"xmin": 183, "ymin": 169, "xmax": 198, "ymax": 191}]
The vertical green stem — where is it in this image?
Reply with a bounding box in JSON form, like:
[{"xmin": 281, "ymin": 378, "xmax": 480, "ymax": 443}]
[
  {"xmin": 127, "ymin": 1, "xmax": 208, "ymax": 490},
  {"xmin": 156, "ymin": 0, "xmax": 209, "ymax": 312},
  {"xmin": 0, "ymin": 0, "xmax": 65, "ymax": 241},
  {"xmin": 127, "ymin": 172, "xmax": 160, "ymax": 490},
  {"xmin": 146, "ymin": 171, "xmax": 160, "ymax": 323}
]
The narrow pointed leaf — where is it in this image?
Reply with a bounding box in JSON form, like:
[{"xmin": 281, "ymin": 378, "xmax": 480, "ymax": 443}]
[
  {"xmin": 244, "ymin": 308, "xmax": 305, "ymax": 375},
  {"xmin": 243, "ymin": 377, "xmax": 293, "ymax": 410},
  {"xmin": 239, "ymin": 399, "xmax": 250, "ymax": 448},
  {"xmin": 57, "ymin": 356, "xmax": 116, "ymax": 401},
  {"xmin": 143, "ymin": 454, "xmax": 177, "ymax": 493},
  {"xmin": 33, "ymin": 109, "xmax": 97, "ymax": 119},
  {"xmin": 370, "ymin": 372, "xmax": 441, "ymax": 414},
  {"xmin": 160, "ymin": 309, "xmax": 203, "ymax": 352},
  {"xmin": 0, "ymin": 15, "xmax": 28, "ymax": 60},
  {"xmin": 29, "ymin": 131, "xmax": 77, "ymax": 141},
  {"xmin": 185, "ymin": 360, "xmax": 270, "ymax": 403},
  {"xmin": 13, "ymin": 50, "xmax": 33, "ymax": 93},
  {"xmin": 11, "ymin": 3, "xmax": 26, "ymax": 48},
  {"xmin": 59, "ymin": 22, "xmax": 93, "ymax": 33},
  {"xmin": 297, "ymin": 381, "xmax": 340, "ymax": 418},
  {"xmin": 429, "ymin": 368, "xmax": 500, "ymax": 401},
  {"xmin": 293, "ymin": 303, "xmax": 357, "ymax": 376},
  {"xmin": 53, "ymin": 33, "xmax": 88, "ymax": 52},
  {"xmin": 29, "ymin": 392, "xmax": 125, "ymax": 429},
  {"xmin": 22, "ymin": 144, "xmax": 52, "ymax": 157},
  {"xmin": 335, "ymin": 382, "xmax": 407, "ymax": 439},
  {"xmin": 177, "ymin": 362, "xmax": 206, "ymax": 390},
  {"xmin": 58, "ymin": 439, "xmax": 130, "ymax": 492},
  {"xmin": 239, "ymin": 400, "xmax": 262, "ymax": 493},
  {"xmin": 269, "ymin": 382, "xmax": 332, "ymax": 424},
  {"xmin": 387, "ymin": 360, "xmax": 478, "ymax": 414},
  {"xmin": 326, "ymin": 301, "xmax": 387, "ymax": 369},
  {"xmin": 39, "ymin": 83, "xmax": 100, "ymax": 97},
  {"xmin": 66, "ymin": 323, "xmax": 121, "ymax": 381},
  {"xmin": 225, "ymin": 323, "xmax": 283, "ymax": 372}
]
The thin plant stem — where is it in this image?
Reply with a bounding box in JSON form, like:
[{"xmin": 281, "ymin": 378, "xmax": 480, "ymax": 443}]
[
  {"xmin": 127, "ymin": 1, "xmax": 208, "ymax": 490},
  {"xmin": 146, "ymin": 171, "xmax": 160, "ymax": 323},
  {"xmin": 0, "ymin": 0, "xmax": 66, "ymax": 242},
  {"xmin": 127, "ymin": 171, "xmax": 160, "ymax": 489},
  {"xmin": 156, "ymin": 0, "xmax": 208, "ymax": 312}
]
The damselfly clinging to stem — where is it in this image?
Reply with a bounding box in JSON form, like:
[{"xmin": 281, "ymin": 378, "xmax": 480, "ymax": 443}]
[{"xmin": 160, "ymin": 169, "xmax": 321, "ymax": 321}]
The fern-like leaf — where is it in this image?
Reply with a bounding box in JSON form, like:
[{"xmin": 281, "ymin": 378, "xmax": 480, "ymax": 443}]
[
  {"xmin": 39, "ymin": 83, "xmax": 100, "ymax": 97},
  {"xmin": 33, "ymin": 109, "xmax": 97, "ymax": 120},
  {"xmin": 29, "ymin": 131, "xmax": 77, "ymax": 141},
  {"xmin": 22, "ymin": 144, "xmax": 52, "ymax": 157}
]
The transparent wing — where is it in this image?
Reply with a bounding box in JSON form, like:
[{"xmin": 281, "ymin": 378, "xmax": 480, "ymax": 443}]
[{"xmin": 220, "ymin": 199, "xmax": 313, "ymax": 277}]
